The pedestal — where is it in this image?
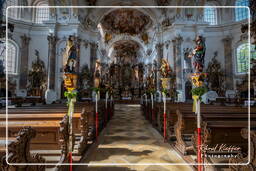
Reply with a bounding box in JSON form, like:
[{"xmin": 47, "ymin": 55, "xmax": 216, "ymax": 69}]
[{"xmin": 45, "ymin": 89, "xmax": 57, "ymax": 104}]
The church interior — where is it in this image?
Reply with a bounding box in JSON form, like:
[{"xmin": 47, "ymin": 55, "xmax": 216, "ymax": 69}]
[{"xmin": 0, "ymin": 0, "xmax": 256, "ymax": 171}]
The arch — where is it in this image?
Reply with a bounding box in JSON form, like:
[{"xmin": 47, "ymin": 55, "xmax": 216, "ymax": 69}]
[
  {"xmin": 106, "ymin": 34, "xmax": 147, "ymax": 56},
  {"xmin": 107, "ymin": 39, "xmax": 146, "ymax": 61}
]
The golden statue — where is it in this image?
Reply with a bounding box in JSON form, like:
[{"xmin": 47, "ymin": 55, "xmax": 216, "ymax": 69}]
[
  {"xmin": 94, "ymin": 59, "xmax": 101, "ymax": 88},
  {"xmin": 160, "ymin": 58, "xmax": 171, "ymax": 78}
]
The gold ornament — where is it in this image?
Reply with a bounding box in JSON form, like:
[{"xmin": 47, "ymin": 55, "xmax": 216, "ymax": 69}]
[{"xmin": 64, "ymin": 73, "xmax": 77, "ymax": 92}]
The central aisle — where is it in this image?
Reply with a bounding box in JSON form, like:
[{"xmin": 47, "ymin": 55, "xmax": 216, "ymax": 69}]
[{"xmin": 75, "ymin": 104, "xmax": 193, "ymax": 171}]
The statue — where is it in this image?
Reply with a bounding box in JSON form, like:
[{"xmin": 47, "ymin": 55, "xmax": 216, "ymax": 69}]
[
  {"xmin": 94, "ymin": 59, "xmax": 101, "ymax": 88},
  {"xmin": 63, "ymin": 36, "xmax": 78, "ymax": 92},
  {"xmin": 188, "ymin": 36, "xmax": 206, "ymax": 73},
  {"xmin": 206, "ymin": 53, "xmax": 225, "ymax": 96},
  {"xmin": 64, "ymin": 36, "xmax": 77, "ymax": 73},
  {"xmin": 27, "ymin": 50, "xmax": 46, "ymax": 96},
  {"xmin": 160, "ymin": 58, "xmax": 172, "ymax": 78}
]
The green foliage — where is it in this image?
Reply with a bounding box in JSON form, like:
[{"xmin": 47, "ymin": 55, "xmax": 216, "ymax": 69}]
[
  {"xmin": 91, "ymin": 87, "xmax": 100, "ymax": 93},
  {"xmin": 64, "ymin": 90, "xmax": 77, "ymax": 105},
  {"xmin": 191, "ymin": 87, "xmax": 207, "ymax": 97},
  {"xmin": 146, "ymin": 88, "xmax": 156, "ymax": 95},
  {"xmin": 162, "ymin": 88, "xmax": 168, "ymax": 96}
]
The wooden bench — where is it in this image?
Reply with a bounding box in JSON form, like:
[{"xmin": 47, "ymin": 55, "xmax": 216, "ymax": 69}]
[
  {"xmin": 0, "ymin": 113, "xmax": 81, "ymax": 134},
  {"xmin": 142, "ymin": 102, "xmax": 255, "ymax": 170},
  {"xmin": 229, "ymin": 128, "xmax": 256, "ymax": 171},
  {"xmin": 0, "ymin": 127, "xmax": 45, "ymax": 170},
  {"xmin": 0, "ymin": 120, "xmax": 61, "ymax": 150}
]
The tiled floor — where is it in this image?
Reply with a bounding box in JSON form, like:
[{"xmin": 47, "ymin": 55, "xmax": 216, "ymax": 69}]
[{"xmin": 75, "ymin": 104, "xmax": 193, "ymax": 171}]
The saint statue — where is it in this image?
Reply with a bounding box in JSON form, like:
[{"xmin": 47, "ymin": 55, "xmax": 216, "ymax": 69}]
[
  {"xmin": 94, "ymin": 59, "xmax": 101, "ymax": 88},
  {"xmin": 28, "ymin": 50, "xmax": 46, "ymax": 96},
  {"xmin": 189, "ymin": 36, "xmax": 206, "ymax": 73},
  {"xmin": 160, "ymin": 58, "xmax": 171, "ymax": 78},
  {"xmin": 64, "ymin": 36, "xmax": 77, "ymax": 73}
]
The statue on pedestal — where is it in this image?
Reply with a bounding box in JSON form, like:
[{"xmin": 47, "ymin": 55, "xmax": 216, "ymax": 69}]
[
  {"xmin": 160, "ymin": 58, "xmax": 172, "ymax": 78},
  {"xmin": 94, "ymin": 59, "xmax": 101, "ymax": 88},
  {"xmin": 64, "ymin": 36, "xmax": 77, "ymax": 73},
  {"xmin": 188, "ymin": 36, "xmax": 206, "ymax": 73},
  {"xmin": 160, "ymin": 58, "xmax": 172, "ymax": 90},
  {"xmin": 27, "ymin": 50, "xmax": 46, "ymax": 96},
  {"xmin": 63, "ymin": 36, "xmax": 78, "ymax": 92}
]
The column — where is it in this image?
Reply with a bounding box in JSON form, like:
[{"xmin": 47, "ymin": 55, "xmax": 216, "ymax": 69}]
[
  {"xmin": 45, "ymin": 34, "xmax": 58, "ymax": 104},
  {"xmin": 222, "ymin": 36, "xmax": 234, "ymax": 90},
  {"xmin": 19, "ymin": 34, "xmax": 30, "ymax": 90},
  {"xmin": 75, "ymin": 37, "xmax": 81, "ymax": 73},
  {"xmin": 172, "ymin": 36, "xmax": 184, "ymax": 101},
  {"xmin": 90, "ymin": 42, "xmax": 98, "ymax": 72},
  {"xmin": 155, "ymin": 43, "xmax": 164, "ymax": 91}
]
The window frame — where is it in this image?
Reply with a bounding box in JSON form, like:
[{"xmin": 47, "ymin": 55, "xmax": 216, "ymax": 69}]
[
  {"xmin": 2, "ymin": 0, "xmax": 19, "ymax": 20},
  {"xmin": 204, "ymin": 6, "xmax": 218, "ymax": 25},
  {"xmin": 235, "ymin": 43, "xmax": 255, "ymax": 75},
  {"xmin": 235, "ymin": 0, "xmax": 249, "ymax": 22},
  {"xmin": 33, "ymin": 1, "xmax": 50, "ymax": 24},
  {"xmin": 0, "ymin": 40, "xmax": 19, "ymax": 75}
]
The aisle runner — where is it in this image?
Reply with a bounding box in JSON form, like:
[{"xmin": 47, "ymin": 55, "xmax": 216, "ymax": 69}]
[{"xmin": 75, "ymin": 104, "xmax": 192, "ymax": 171}]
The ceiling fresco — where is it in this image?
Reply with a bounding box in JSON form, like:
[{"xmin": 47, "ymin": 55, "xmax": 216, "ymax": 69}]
[
  {"xmin": 101, "ymin": 9, "xmax": 152, "ymax": 35},
  {"xmin": 113, "ymin": 40, "xmax": 140, "ymax": 58}
]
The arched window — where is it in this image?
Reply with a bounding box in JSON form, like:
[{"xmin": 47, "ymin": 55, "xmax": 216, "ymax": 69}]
[
  {"xmin": 2, "ymin": 0, "xmax": 18, "ymax": 19},
  {"xmin": 204, "ymin": 7, "xmax": 217, "ymax": 25},
  {"xmin": 236, "ymin": 43, "xmax": 256, "ymax": 73},
  {"xmin": 235, "ymin": 0, "xmax": 249, "ymax": 21},
  {"xmin": 0, "ymin": 41, "xmax": 18, "ymax": 74},
  {"xmin": 35, "ymin": 2, "xmax": 49, "ymax": 23}
]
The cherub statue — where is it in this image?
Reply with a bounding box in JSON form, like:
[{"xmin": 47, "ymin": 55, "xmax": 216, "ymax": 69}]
[
  {"xmin": 160, "ymin": 58, "xmax": 171, "ymax": 78},
  {"xmin": 188, "ymin": 36, "xmax": 206, "ymax": 73}
]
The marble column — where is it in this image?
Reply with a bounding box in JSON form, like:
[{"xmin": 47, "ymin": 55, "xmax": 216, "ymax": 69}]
[
  {"xmin": 222, "ymin": 36, "xmax": 234, "ymax": 90},
  {"xmin": 172, "ymin": 36, "xmax": 184, "ymax": 101},
  {"xmin": 155, "ymin": 43, "xmax": 164, "ymax": 91},
  {"xmin": 19, "ymin": 34, "xmax": 30, "ymax": 90},
  {"xmin": 90, "ymin": 42, "xmax": 98, "ymax": 72},
  {"xmin": 45, "ymin": 34, "xmax": 58, "ymax": 104},
  {"xmin": 75, "ymin": 37, "xmax": 81, "ymax": 73},
  {"xmin": 172, "ymin": 36, "xmax": 183, "ymax": 90}
]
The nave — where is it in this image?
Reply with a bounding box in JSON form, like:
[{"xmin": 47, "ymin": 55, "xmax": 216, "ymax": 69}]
[{"xmin": 75, "ymin": 104, "xmax": 193, "ymax": 171}]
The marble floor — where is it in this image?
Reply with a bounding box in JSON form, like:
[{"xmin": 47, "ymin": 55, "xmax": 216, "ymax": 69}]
[{"xmin": 75, "ymin": 104, "xmax": 193, "ymax": 171}]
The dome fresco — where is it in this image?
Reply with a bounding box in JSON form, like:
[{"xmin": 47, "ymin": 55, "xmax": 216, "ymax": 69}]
[{"xmin": 101, "ymin": 9, "xmax": 152, "ymax": 35}]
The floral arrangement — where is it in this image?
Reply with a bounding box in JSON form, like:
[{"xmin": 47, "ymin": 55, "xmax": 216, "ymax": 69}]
[{"xmin": 190, "ymin": 73, "xmax": 207, "ymax": 112}]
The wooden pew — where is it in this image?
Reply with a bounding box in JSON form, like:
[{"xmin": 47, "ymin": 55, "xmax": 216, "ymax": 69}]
[
  {"xmin": 0, "ymin": 113, "xmax": 81, "ymax": 134},
  {"xmin": 0, "ymin": 120, "xmax": 61, "ymax": 150},
  {"xmin": 174, "ymin": 108, "xmax": 254, "ymax": 155},
  {"xmin": 191, "ymin": 122, "xmax": 255, "ymax": 170},
  {"xmin": 229, "ymin": 128, "xmax": 256, "ymax": 171},
  {"xmin": 0, "ymin": 127, "xmax": 45, "ymax": 170},
  {"xmin": 142, "ymin": 102, "xmax": 255, "ymax": 169},
  {"xmin": 56, "ymin": 100, "xmax": 114, "ymax": 170}
]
